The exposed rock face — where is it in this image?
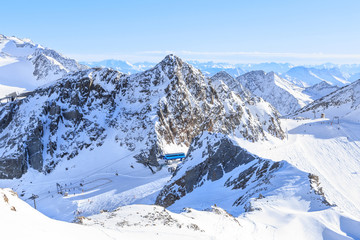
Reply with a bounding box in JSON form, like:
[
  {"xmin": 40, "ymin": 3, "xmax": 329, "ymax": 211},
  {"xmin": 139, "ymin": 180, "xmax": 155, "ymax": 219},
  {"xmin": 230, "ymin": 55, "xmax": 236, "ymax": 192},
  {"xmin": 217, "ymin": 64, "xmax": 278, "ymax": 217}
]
[
  {"xmin": 0, "ymin": 154, "xmax": 27, "ymax": 179},
  {"xmin": 211, "ymin": 71, "xmax": 251, "ymax": 99},
  {"xmin": 0, "ymin": 55, "xmax": 285, "ymax": 179},
  {"xmin": 155, "ymin": 132, "xmax": 281, "ymax": 208},
  {"xmin": 210, "ymin": 71, "xmax": 284, "ymax": 139},
  {"xmin": 25, "ymin": 121, "xmax": 44, "ymax": 171}
]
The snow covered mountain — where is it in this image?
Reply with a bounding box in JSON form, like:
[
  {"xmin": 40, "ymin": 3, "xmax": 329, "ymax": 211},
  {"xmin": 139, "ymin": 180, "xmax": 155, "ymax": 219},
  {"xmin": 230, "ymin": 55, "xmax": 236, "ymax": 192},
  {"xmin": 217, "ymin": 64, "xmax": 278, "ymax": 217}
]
[
  {"xmin": 0, "ymin": 34, "xmax": 87, "ymax": 95},
  {"xmin": 283, "ymin": 66, "xmax": 350, "ymax": 87},
  {"xmin": 303, "ymin": 81, "xmax": 339, "ymax": 100},
  {"xmin": 0, "ymin": 54, "xmax": 284, "ymax": 179},
  {"xmin": 294, "ymin": 79, "xmax": 360, "ymax": 121},
  {"xmin": 239, "ymin": 62, "xmax": 293, "ymax": 74},
  {"xmin": 187, "ymin": 61, "xmax": 245, "ymax": 77},
  {"xmin": 236, "ymin": 71, "xmax": 313, "ymax": 115},
  {"xmin": 82, "ymin": 59, "xmax": 153, "ymax": 75}
]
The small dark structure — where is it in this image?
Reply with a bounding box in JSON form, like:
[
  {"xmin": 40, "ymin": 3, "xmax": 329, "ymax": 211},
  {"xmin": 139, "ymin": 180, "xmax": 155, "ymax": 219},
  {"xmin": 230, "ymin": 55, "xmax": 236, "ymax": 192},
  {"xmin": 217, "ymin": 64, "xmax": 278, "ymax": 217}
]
[
  {"xmin": 29, "ymin": 194, "xmax": 39, "ymax": 209},
  {"xmin": 321, "ymin": 113, "xmax": 325, "ymax": 118},
  {"xmin": 159, "ymin": 153, "xmax": 186, "ymax": 161}
]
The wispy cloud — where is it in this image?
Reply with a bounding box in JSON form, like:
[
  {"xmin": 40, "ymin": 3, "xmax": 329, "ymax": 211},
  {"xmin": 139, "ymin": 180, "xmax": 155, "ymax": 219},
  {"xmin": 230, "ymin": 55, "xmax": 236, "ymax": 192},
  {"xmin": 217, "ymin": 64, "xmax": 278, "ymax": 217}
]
[{"xmin": 68, "ymin": 51, "xmax": 360, "ymax": 64}]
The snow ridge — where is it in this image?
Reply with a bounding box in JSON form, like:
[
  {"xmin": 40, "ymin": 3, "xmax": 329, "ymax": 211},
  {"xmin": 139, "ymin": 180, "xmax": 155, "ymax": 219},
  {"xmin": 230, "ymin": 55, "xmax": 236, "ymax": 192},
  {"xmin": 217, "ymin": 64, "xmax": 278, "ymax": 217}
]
[{"xmin": 0, "ymin": 34, "xmax": 87, "ymax": 94}]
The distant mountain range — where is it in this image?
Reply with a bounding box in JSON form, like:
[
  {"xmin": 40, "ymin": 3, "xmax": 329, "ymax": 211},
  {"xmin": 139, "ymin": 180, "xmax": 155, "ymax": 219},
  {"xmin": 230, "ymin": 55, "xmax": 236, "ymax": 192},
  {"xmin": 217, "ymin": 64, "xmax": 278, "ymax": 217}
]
[
  {"xmin": 82, "ymin": 60, "xmax": 360, "ymax": 88},
  {"xmin": 82, "ymin": 59, "xmax": 153, "ymax": 75}
]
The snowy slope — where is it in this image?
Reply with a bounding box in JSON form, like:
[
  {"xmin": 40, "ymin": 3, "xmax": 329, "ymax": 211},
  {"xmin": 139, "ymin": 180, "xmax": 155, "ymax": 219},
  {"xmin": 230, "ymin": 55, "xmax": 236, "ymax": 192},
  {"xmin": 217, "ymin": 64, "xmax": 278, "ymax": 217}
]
[
  {"xmin": 0, "ymin": 83, "xmax": 26, "ymax": 100},
  {"xmin": 83, "ymin": 203, "xmax": 360, "ymax": 240},
  {"xmin": 154, "ymin": 131, "xmax": 360, "ymax": 239},
  {"xmin": 235, "ymin": 118, "xmax": 360, "ymax": 220},
  {"xmin": 156, "ymin": 132, "xmax": 329, "ymax": 213},
  {"xmin": 294, "ymin": 79, "xmax": 360, "ymax": 121},
  {"xmin": 0, "ymin": 34, "xmax": 87, "ymax": 96},
  {"xmin": 3, "ymin": 186, "xmax": 358, "ymax": 240},
  {"xmin": 283, "ymin": 66, "xmax": 350, "ymax": 87},
  {"xmin": 0, "ymin": 188, "xmax": 120, "ymax": 240},
  {"xmin": 237, "ymin": 71, "xmax": 313, "ymax": 115}
]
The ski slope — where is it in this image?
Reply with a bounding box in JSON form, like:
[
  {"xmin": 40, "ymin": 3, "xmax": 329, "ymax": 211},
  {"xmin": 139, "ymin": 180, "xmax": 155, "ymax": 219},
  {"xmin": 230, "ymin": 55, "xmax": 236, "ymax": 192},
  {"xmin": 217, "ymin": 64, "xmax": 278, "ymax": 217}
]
[{"xmin": 235, "ymin": 118, "xmax": 360, "ymax": 219}]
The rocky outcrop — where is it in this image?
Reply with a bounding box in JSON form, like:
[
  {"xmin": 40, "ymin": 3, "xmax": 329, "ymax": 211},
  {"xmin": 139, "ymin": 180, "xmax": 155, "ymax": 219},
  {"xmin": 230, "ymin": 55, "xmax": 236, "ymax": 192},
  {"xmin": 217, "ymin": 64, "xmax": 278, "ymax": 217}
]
[{"xmin": 0, "ymin": 154, "xmax": 27, "ymax": 179}]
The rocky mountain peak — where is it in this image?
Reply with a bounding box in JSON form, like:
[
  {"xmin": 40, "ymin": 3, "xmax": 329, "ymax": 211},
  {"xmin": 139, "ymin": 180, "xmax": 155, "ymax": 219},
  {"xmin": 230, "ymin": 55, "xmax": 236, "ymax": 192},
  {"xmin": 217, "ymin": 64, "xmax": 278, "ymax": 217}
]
[
  {"xmin": 155, "ymin": 54, "xmax": 185, "ymax": 70},
  {"xmin": 211, "ymin": 71, "xmax": 233, "ymax": 81},
  {"xmin": 0, "ymin": 54, "xmax": 285, "ymax": 179}
]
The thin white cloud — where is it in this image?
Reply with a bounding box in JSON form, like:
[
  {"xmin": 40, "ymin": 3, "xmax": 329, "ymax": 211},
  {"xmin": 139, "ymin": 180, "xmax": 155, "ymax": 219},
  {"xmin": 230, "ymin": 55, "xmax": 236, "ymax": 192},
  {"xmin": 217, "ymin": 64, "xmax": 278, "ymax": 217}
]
[{"xmin": 140, "ymin": 50, "xmax": 360, "ymax": 59}]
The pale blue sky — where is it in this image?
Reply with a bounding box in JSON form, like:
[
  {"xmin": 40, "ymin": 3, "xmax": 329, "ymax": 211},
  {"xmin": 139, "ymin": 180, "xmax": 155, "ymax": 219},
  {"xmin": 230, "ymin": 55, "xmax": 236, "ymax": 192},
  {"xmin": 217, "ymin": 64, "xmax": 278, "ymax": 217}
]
[{"xmin": 1, "ymin": 0, "xmax": 360, "ymax": 64}]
